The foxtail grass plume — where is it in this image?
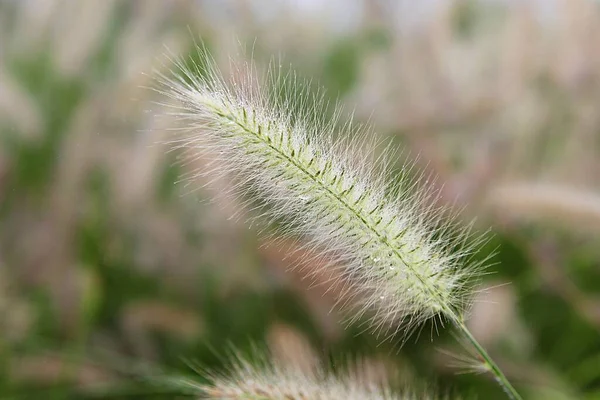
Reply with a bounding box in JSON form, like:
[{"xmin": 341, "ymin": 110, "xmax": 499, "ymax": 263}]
[
  {"xmin": 158, "ymin": 48, "xmax": 481, "ymax": 335},
  {"xmin": 157, "ymin": 46, "xmax": 521, "ymax": 399},
  {"xmin": 189, "ymin": 350, "xmax": 444, "ymax": 400}
]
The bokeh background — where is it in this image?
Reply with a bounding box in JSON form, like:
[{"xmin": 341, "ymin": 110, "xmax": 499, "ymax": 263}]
[{"xmin": 1, "ymin": 0, "xmax": 600, "ymax": 398}]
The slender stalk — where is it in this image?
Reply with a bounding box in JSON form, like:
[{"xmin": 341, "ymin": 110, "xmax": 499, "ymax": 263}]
[{"xmin": 455, "ymin": 320, "xmax": 522, "ymax": 400}]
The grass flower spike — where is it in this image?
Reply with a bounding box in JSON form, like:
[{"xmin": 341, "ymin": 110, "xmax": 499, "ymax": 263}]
[
  {"xmin": 160, "ymin": 51, "xmax": 473, "ymax": 335},
  {"xmin": 158, "ymin": 47, "xmax": 521, "ymax": 399},
  {"xmin": 186, "ymin": 350, "xmax": 442, "ymax": 400}
]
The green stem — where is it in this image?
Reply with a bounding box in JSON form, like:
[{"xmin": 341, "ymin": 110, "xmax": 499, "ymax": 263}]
[{"xmin": 454, "ymin": 320, "xmax": 522, "ymax": 400}]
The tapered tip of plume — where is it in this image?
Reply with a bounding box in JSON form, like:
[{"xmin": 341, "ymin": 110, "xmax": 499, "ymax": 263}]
[{"xmin": 157, "ymin": 43, "xmax": 486, "ymax": 339}]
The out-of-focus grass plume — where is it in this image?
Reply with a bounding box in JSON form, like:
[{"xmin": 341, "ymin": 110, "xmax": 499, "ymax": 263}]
[{"xmin": 1, "ymin": 0, "xmax": 599, "ymax": 399}]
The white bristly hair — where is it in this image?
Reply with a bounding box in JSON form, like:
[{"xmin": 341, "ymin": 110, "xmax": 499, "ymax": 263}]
[
  {"xmin": 183, "ymin": 350, "xmax": 444, "ymax": 400},
  {"xmin": 157, "ymin": 47, "xmax": 484, "ymax": 336}
]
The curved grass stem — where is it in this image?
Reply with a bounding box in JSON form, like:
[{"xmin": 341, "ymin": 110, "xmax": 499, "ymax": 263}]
[{"xmin": 455, "ymin": 320, "xmax": 522, "ymax": 400}]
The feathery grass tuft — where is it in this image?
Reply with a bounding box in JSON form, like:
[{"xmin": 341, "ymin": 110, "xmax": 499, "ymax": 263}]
[
  {"xmin": 158, "ymin": 49, "xmax": 482, "ymax": 335},
  {"xmin": 181, "ymin": 350, "xmax": 447, "ymax": 400},
  {"xmin": 157, "ymin": 46, "xmax": 521, "ymax": 399}
]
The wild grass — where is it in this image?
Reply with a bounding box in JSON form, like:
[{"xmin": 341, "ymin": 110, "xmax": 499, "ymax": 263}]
[{"xmin": 158, "ymin": 47, "xmax": 521, "ymax": 399}]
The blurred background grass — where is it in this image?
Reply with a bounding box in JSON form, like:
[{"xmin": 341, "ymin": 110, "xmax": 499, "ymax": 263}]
[{"xmin": 1, "ymin": 0, "xmax": 600, "ymax": 398}]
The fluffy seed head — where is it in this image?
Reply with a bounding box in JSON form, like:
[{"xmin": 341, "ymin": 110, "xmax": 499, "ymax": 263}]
[
  {"xmin": 188, "ymin": 350, "xmax": 445, "ymax": 400},
  {"xmin": 157, "ymin": 46, "xmax": 485, "ymax": 337}
]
